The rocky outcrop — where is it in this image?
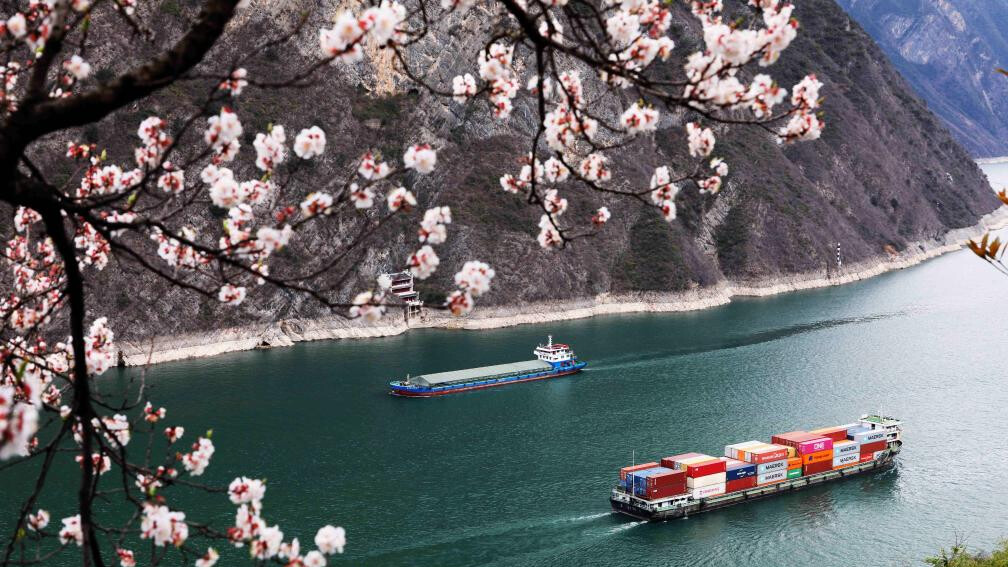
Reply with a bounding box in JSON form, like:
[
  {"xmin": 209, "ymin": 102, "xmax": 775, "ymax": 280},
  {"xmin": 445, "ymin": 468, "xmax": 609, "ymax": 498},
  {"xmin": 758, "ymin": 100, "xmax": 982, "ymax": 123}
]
[{"xmin": 837, "ymin": 0, "xmax": 1008, "ymax": 158}]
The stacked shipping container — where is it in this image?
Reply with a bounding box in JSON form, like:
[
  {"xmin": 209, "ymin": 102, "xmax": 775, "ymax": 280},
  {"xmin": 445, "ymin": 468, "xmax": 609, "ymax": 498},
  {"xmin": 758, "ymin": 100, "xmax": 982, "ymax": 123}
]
[{"xmin": 619, "ymin": 422, "xmax": 890, "ymax": 501}]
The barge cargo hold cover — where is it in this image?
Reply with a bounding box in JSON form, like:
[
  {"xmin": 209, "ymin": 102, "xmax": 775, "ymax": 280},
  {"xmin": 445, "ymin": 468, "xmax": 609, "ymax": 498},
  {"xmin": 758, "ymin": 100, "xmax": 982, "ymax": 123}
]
[{"xmin": 406, "ymin": 360, "xmax": 552, "ymax": 387}]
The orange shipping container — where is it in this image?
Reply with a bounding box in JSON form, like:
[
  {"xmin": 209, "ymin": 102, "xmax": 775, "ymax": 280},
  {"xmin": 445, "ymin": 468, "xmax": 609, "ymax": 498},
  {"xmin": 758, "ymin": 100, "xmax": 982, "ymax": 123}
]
[
  {"xmin": 620, "ymin": 462, "xmax": 658, "ymax": 480},
  {"xmin": 787, "ymin": 457, "xmax": 802, "ymax": 470},
  {"xmin": 802, "ymin": 449, "xmax": 834, "ymax": 465}
]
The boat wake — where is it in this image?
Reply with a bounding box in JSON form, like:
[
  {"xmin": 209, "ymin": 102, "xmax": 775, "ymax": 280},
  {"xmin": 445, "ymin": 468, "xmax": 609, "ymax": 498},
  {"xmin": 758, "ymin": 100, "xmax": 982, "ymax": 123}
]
[
  {"xmin": 605, "ymin": 520, "xmax": 647, "ymax": 535},
  {"xmin": 588, "ymin": 311, "xmax": 908, "ymax": 371}
]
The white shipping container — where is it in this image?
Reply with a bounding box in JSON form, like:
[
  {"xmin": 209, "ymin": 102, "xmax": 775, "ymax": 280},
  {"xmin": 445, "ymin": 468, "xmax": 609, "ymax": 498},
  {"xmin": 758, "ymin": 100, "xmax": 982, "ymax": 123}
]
[
  {"xmin": 756, "ymin": 459, "xmax": 788, "ymax": 475},
  {"xmin": 832, "ymin": 453, "xmax": 858, "ymax": 467},
  {"xmin": 757, "ymin": 470, "xmax": 787, "ymax": 485},
  {"xmin": 853, "ymin": 430, "xmax": 886, "ymax": 443},
  {"xmin": 833, "ymin": 441, "xmax": 860, "ymax": 455},
  {"xmin": 724, "ymin": 441, "xmax": 762, "ymax": 460},
  {"xmin": 690, "ymin": 483, "xmax": 726, "ymax": 499},
  {"xmin": 686, "ymin": 472, "xmax": 727, "ymax": 488}
]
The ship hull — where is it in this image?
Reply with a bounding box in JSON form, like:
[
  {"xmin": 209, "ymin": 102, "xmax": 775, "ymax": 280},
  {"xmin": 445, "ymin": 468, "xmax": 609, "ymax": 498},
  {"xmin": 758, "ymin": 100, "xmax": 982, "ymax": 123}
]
[
  {"xmin": 611, "ymin": 445, "xmax": 900, "ymax": 521},
  {"xmin": 390, "ymin": 362, "xmax": 587, "ymax": 397}
]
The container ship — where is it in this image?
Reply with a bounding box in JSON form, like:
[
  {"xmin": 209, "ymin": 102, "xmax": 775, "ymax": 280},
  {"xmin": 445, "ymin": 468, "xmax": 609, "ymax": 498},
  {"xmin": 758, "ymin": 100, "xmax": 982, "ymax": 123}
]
[
  {"xmin": 389, "ymin": 336, "xmax": 586, "ymax": 397},
  {"xmin": 610, "ymin": 415, "xmax": 902, "ymax": 520}
]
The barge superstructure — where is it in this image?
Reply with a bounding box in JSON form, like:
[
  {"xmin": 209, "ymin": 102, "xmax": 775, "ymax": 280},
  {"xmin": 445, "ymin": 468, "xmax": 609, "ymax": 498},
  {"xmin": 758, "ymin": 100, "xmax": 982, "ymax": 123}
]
[
  {"xmin": 611, "ymin": 415, "xmax": 903, "ymax": 520},
  {"xmin": 389, "ymin": 336, "xmax": 586, "ymax": 397}
]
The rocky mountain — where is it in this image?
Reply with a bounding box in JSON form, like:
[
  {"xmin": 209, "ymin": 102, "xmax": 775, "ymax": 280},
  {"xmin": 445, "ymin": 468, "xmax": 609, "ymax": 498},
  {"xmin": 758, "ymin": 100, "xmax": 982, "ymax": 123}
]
[
  {"xmin": 34, "ymin": 0, "xmax": 1001, "ymax": 341},
  {"xmin": 837, "ymin": 0, "xmax": 1008, "ymax": 158}
]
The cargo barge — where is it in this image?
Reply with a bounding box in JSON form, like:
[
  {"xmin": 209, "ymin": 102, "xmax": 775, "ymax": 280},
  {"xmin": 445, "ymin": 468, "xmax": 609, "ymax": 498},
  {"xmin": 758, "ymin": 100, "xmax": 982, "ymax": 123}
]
[
  {"xmin": 611, "ymin": 415, "xmax": 903, "ymax": 521},
  {"xmin": 389, "ymin": 336, "xmax": 586, "ymax": 397}
]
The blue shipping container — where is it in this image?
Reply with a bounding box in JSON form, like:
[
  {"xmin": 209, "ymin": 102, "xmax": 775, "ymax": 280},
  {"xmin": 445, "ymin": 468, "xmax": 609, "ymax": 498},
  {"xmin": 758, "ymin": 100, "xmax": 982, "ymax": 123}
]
[
  {"xmin": 629, "ymin": 467, "xmax": 668, "ymax": 494},
  {"xmin": 725, "ymin": 463, "xmax": 756, "ymax": 481}
]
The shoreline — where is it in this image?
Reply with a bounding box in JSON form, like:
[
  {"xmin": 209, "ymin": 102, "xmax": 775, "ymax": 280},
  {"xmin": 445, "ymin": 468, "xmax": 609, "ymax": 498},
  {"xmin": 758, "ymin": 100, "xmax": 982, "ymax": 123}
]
[{"xmin": 117, "ymin": 207, "xmax": 1008, "ymax": 367}]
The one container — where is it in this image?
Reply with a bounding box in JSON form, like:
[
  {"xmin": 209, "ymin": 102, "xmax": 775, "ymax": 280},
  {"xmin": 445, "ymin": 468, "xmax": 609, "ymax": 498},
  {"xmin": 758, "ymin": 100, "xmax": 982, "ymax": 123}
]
[
  {"xmin": 802, "ymin": 449, "xmax": 834, "ymax": 465},
  {"xmin": 859, "ymin": 454, "xmax": 873, "ymax": 463},
  {"xmin": 726, "ymin": 476, "xmax": 757, "ymax": 492},
  {"xmin": 645, "ymin": 484, "xmax": 688, "ymax": 500},
  {"xmin": 660, "ymin": 453, "xmax": 705, "ymax": 470},
  {"xmin": 683, "ymin": 458, "xmax": 727, "ymax": 478},
  {"xmin": 786, "ymin": 467, "xmax": 802, "ymax": 479},
  {"xmin": 787, "ymin": 457, "xmax": 802, "ymax": 470},
  {"xmin": 756, "ymin": 459, "xmax": 788, "ymax": 475},
  {"xmin": 803, "ymin": 460, "xmax": 832, "ymax": 475},
  {"xmin": 686, "ymin": 472, "xmax": 727, "ymax": 489},
  {"xmin": 832, "ymin": 453, "xmax": 858, "ymax": 468},
  {"xmin": 797, "ymin": 437, "xmax": 833, "ymax": 455},
  {"xmin": 833, "ymin": 440, "xmax": 860, "ymax": 456},
  {"xmin": 690, "ymin": 483, "xmax": 726, "ymax": 499},
  {"xmin": 757, "ymin": 470, "xmax": 787, "ymax": 485}
]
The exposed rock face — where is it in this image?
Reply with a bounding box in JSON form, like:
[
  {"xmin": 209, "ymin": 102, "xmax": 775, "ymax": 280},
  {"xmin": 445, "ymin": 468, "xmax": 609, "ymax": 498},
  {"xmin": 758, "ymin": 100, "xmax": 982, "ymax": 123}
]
[
  {"xmin": 837, "ymin": 0, "xmax": 1008, "ymax": 158},
  {"xmin": 33, "ymin": 0, "xmax": 1000, "ymax": 341}
]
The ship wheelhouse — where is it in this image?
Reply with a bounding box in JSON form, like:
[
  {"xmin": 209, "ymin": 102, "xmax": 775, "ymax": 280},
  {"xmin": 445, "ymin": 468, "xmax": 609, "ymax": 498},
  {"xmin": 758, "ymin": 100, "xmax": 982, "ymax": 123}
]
[{"xmin": 534, "ymin": 335, "xmax": 578, "ymax": 369}]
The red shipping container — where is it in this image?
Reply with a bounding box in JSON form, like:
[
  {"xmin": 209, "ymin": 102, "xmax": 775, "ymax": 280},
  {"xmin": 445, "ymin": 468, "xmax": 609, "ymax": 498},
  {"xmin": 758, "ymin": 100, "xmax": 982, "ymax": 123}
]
[
  {"xmin": 771, "ymin": 431, "xmax": 818, "ymax": 447},
  {"xmin": 659, "ymin": 453, "xmax": 704, "ymax": 469},
  {"xmin": 685, "ymin": 458, "xmax": 727, "ymax": 478},
  {"xmin": 859, "ymin": 440, "xmax": 887, "ymax": 454},
  {"xmin": 748, "ymin": 446, "xmax": 789, "ymax": 464},
  {"xmin": 810, "ymin": 426, "xmax": 850, "ymax": 442},
  {"xmin": 645, "ymin": 483, "xmax": 688, "ymax": 500},
  {"xmin": 620, "ymin": 462, "xmax": 658, "ymax": 481},
  {"xmin": 645, "ymin": 469, "xmax": 686, "ymax": 489},
  {"xmin": 803, "ymin": 460, "xmax": 832, "ymax": 475},
  {"xmin": 726, "ymin": 476, "xmax": 757, "ymax": 493},
  {"xmin": 859, "ymin": 454, "xmax": 873, "ymax": 463}
]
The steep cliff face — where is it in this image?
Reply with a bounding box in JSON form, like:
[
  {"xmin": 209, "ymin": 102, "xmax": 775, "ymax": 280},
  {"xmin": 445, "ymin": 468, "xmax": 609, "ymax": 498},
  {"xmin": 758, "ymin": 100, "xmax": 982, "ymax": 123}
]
[
  {"xmin": 55, "ymin": 0, "xmax": 999, "ymax": 339},
  {"xmin": 837, "ymin": 0, "xmax": 1008, "ymax": 158}
]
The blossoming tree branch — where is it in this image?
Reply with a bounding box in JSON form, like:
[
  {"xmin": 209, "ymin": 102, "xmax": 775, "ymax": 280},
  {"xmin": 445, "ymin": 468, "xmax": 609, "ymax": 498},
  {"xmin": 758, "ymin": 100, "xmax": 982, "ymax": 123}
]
[{"xmin": 0, "ymin": 0, "xmax": 822, "ymax": 565}]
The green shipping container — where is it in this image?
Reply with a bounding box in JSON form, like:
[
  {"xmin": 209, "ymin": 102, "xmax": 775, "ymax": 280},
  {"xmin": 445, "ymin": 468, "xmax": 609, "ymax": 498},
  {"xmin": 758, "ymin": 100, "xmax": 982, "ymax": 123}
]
[{"xmin": 787, "ymin": 468, "xmax": 802, "ymax": 479}]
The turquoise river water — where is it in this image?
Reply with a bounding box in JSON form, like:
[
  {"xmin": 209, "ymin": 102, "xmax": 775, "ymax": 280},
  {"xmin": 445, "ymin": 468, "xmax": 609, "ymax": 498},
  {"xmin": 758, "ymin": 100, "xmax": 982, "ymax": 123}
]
[{"xmin": 6, "ymin": 240, "xmax": 1008, "ymax": 565}]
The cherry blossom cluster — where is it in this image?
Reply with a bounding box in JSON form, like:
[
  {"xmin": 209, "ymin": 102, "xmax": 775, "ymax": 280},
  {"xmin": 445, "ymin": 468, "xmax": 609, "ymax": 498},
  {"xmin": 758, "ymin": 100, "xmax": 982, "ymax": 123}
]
[{"xmin": 319, "ymin": 1, "xmax": 408, "ymax": 64}]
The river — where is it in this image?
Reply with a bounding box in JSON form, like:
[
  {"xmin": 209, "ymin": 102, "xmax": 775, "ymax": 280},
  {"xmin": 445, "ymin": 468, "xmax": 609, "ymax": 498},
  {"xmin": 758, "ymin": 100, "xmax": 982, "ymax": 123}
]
[{"xmin": 6, "ymin": 214, "xmax": 1008, "ymax": 566}]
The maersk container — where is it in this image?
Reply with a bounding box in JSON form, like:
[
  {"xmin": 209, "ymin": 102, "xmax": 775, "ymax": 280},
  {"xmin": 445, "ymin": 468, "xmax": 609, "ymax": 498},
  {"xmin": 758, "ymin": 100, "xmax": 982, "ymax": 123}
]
[
  {"xmin": 786, "ymin": 467, "xmax": 802, "ymax": 479},
  {"xmin": 756, "ymin": 459, "xmax": 788, "ymax": 475},
  {"xmin": 852, "ymin": 429, "xmax": 887, "ymax": 444},
  {"xmin": 832, "ymin": 453, "xmax": 858, "ymax": 468},
  {"xmin": 757, "ymin": 470, "xmax": 787, "ymax": 485},
  {"xmin": 686, "ymin": 472, "xmax": 727, "ymax": 489},
  {"xmin": 833, "ymin": 440, "xmax": 860, "ymax": 456},
  {"xmin": 690, "ymin": 483, "xmax": 726, "ymax": 499}
]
